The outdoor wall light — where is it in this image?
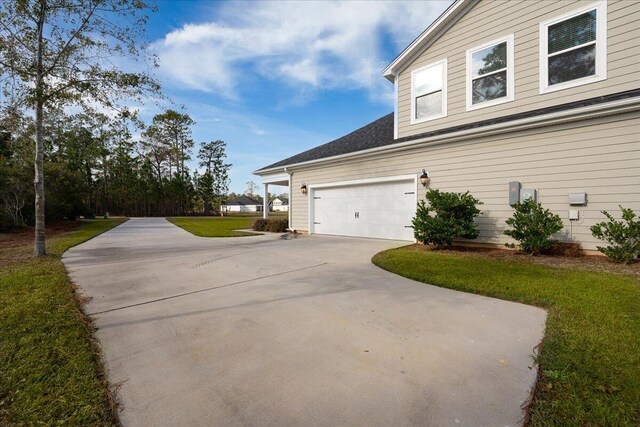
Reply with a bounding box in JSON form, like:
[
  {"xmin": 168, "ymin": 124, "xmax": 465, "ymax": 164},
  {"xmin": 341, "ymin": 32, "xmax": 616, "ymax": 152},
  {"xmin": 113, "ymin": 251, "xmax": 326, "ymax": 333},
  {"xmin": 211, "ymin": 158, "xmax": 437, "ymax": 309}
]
[
  {"xmin": 419, "ymin": 169, "xmax": 430, "ymax": 187},
  {"xmin": 301, "ymin": 183, "xmax": 308, "ymax": 195}
]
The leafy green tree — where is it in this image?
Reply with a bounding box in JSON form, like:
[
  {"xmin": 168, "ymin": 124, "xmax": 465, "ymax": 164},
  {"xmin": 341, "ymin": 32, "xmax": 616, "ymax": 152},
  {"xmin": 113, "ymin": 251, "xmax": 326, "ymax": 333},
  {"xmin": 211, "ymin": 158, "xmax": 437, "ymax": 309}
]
[
  {"xmin": 504, "ymin": 199, "xmax": 564, "ymax": 255},
  {"xmin": 198, "ymin": 140, "xmax": 231, "ymax": 214},
  {"xmin": 591, "ymin": 206, "xmax": 640, "ymax": 264},
  {"xmin": 196, "ymin": 171, "xmax": 215, "ymax": 215},
  {"xmin": 0, "ymin": 0, "xmax": 161, "ymax": 255},
  {"xmin": 412, "ymin": 189, "xmax": 482, "ymax": 247},
  {"xmin": 147, "ymin": 110, "xmax": 194, "ymax": 177}
]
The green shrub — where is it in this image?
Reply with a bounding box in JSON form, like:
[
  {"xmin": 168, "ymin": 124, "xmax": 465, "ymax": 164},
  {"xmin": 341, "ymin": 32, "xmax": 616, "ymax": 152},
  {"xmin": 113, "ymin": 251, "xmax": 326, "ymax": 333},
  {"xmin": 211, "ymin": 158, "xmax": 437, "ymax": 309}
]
[
  {"xmin": 266, "ymin": 218, "xmax": 288, "ymax": 232},
  {"xmin": 590, "ymin": 206, "xmax": 640, "ymax": 264},
  {"xmin": 252, "ymin": 218, "xmax": 268, "ymax": 231},
  {"xmin": 252, "ymin": 218, "xmax": 288, "ymax": 232},
  {"xmin": 412, "ymin": 189, "xmax": 482, "ymax": 247},
  {"xmin": 504, "ymin": 199, "xmax": 563, "ymax": 255}
]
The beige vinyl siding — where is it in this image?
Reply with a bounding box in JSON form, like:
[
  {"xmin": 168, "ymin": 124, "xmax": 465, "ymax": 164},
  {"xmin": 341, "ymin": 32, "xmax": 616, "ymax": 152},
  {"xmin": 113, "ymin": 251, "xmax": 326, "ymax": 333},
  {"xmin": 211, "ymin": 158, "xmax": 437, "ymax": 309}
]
[
  {"xmin": 286, "ymin": 112, "xmax": 640, "ymax": 251},
  {"xmin": 397, "ymin": 0, "xmax": 640, "ymax": 138}
]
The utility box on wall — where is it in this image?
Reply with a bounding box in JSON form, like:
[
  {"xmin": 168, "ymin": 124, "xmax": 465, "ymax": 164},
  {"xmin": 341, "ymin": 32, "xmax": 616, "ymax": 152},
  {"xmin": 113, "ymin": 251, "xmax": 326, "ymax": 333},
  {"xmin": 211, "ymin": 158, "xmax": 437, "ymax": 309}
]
[
  {"xmin": 509, "ymin": 181, "xmax": 521, "ymax": 206},
  {"xmin": 569, "ymin": 192, "xmax": 587, "ymax": 205},
  {"xmin": 520, "ymin": 188, "xmax": 537, "ymax": 203}
]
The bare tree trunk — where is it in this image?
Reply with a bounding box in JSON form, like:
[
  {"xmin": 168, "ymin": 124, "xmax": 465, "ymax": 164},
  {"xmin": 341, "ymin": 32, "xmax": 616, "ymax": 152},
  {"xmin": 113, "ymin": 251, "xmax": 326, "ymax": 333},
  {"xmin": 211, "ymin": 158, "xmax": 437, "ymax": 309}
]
[
  {"xmin": 102, "ymin": 154, "xmax": 109, "ymax": 216},
  {"xmin": 34, "ymin": 1, "xmax": 47, "ymax": 257}
]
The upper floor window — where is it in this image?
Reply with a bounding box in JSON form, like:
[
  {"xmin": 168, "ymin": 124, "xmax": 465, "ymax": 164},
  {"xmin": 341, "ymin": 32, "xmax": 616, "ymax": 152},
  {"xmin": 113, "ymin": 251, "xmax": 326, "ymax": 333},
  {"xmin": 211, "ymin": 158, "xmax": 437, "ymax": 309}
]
[
  {"xmin": 411, "ymin": 59, "xmax": 447, "ymax": 124},
  {"xmin": 540, "ymin": 1, "xmax": 607, "ymax": 94},
  {"xmin": 466, "ymin": 34, "xmax": 514, "ymax": 111}
]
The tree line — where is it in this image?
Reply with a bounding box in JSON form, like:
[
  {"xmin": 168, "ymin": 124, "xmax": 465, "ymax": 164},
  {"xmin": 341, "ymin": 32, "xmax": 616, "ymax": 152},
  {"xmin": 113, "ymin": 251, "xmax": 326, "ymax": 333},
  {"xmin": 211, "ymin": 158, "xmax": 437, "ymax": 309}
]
[
  {"xmin": 0, "ymin": 108, "xmax": 231, "ymax": 228},
  {"xmin": 0, "ymin": 0, "xmax": 230, "ymax": 255}
]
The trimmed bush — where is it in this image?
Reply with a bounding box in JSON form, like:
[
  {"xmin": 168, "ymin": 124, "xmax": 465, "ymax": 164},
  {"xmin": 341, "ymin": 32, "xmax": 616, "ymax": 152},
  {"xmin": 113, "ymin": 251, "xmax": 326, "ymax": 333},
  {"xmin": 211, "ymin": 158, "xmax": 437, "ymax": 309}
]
[
  {"xmin": 266, "ymin": 218, "xmax": 288, "ymax": 232},
  {"xmin": 252, "ymin": 218, "xmax": 288, "ymax": 233},
  {"xmin": 252, "ymin": 218, "xmax": 268, "ymax": 231},
  {"xmin": 504, "ymin": 199, "xmax": 563, "ymax": 255},
  {"xmin": 590, "ymin": 206, "xmax": 640, "ymax": 264},
  {"xmin": 412, "ymin": 189, "xmax": 482, "ymax": 247}
]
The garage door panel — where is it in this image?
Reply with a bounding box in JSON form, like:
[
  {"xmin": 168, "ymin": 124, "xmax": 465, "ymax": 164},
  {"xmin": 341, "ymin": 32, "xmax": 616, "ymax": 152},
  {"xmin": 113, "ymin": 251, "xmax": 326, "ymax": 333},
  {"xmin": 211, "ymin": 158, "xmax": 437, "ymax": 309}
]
[{"xmin": 312, "ymin": 179, "xmax": 416, "ymax": 241}]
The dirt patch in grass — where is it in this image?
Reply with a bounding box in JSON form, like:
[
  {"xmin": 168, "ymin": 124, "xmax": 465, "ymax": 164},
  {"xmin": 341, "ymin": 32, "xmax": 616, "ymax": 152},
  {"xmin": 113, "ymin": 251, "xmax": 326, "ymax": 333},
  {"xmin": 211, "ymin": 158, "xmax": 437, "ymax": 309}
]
[
  {"xmin": 0, "ymin": 221, "xmax": 82, "ymax": 266},
  {"xmin": 0, "ymin": 221, "xmax": 79, "ymax": 248},
  {"xmin": 407, "ymin": 244, "xmax": 640, "ymax": 277}
]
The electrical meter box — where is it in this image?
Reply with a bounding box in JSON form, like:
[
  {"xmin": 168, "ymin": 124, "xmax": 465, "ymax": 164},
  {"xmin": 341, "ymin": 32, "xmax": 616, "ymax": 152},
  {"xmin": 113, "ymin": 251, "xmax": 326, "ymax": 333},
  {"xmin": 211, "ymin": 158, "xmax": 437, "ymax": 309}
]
[
  {"xmin": 520, "ymin": 188, "xmax": 537, "ymax": 203},
  {"xmin": 569, "ymin": 192, "xmax": 587, "ymax": 205},
  {"xmin": 509, "ymin": 181, "xmax": 521, "ymax": 205}
]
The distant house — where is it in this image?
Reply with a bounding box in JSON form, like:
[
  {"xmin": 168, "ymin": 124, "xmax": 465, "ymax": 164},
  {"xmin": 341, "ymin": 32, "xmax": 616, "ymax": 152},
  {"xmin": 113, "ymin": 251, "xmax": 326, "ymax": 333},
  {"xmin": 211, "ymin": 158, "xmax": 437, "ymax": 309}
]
[
  {"xmin": 271, "ymin": 197, "xmax": 289, "ymax": 212},
  {"xmin": 222, "ymin": 195, "xmax": 262, "ymax": 212},
  {"xmin": 254, "ymin": 0, "xmax": 640, "ymax": 250}
]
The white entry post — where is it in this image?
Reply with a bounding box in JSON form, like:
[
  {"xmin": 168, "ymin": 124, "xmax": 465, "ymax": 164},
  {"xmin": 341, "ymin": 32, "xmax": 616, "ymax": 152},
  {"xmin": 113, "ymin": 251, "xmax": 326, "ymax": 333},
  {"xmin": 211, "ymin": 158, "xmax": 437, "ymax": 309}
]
[
  {"xmin": 263, "ymin": 183, "xmax": 269, "ymax": 219},
  {"xmin": 259, "ymin": 173, "xmax": 290, "ymax": 223}
]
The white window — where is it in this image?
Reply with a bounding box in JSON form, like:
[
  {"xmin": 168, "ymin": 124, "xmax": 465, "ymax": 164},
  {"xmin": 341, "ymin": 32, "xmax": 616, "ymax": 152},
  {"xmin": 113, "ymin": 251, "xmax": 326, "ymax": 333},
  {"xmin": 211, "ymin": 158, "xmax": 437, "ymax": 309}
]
[
  {"xmin": 411, "ymin": 59, "xmax": 447, "ymax": 124},
  {"xmin": 540, "ymin": 1, "xmax": 607, "ymax": 94},
  {"xmin": 466, "ymin": 34, "xmax": 515, "ymax": 111}
]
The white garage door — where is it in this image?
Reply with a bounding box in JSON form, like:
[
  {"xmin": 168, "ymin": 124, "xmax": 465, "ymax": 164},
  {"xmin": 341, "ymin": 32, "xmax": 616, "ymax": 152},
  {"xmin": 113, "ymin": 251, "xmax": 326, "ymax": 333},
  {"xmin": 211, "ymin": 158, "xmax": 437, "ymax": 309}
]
[{"xmin": 312, "ymin": 179, "xmax": 416, "ymax": 241}]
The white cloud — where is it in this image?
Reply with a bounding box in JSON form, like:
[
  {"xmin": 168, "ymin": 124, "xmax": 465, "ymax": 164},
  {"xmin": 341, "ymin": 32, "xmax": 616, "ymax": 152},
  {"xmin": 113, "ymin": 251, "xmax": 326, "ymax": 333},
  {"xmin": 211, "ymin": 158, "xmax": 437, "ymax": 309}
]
[
  {"xmin": 153, "ymin": 1, "xmax": 452, "ymax": 104},
  {"xmin": 249, "ymin": 124, "xmax": 267, "ymax": 136}
]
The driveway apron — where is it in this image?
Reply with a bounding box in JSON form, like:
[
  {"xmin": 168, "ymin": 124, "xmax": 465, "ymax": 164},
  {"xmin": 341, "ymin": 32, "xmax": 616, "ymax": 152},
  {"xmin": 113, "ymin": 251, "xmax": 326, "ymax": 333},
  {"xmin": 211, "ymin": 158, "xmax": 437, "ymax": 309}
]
[{"xmin": 63, "ymin": 218, "xmax": 546, "ymax": 427}]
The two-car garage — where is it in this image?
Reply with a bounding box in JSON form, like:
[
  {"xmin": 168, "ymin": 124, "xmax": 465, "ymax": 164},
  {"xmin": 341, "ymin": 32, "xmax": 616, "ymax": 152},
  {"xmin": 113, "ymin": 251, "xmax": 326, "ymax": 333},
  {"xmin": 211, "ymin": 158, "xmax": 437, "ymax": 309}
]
[{"xmin": 309, "ymin": 176, "xmax": 417, "ymax": 241}]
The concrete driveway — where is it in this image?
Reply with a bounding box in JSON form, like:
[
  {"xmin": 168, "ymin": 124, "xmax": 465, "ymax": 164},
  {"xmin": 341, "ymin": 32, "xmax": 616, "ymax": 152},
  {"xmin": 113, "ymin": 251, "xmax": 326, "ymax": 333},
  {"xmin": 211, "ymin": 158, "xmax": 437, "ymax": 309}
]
[{"xmin": 63, "ymin": 218, "xmax": 546, "ymax": 427}]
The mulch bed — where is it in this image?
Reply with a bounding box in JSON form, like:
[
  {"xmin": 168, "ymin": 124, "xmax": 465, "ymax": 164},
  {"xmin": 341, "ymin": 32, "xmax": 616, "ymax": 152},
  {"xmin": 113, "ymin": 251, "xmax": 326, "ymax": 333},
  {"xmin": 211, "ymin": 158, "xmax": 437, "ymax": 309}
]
[{"xmin": 408, "ymin": 244, "xmax": 640, "ymax": 277}]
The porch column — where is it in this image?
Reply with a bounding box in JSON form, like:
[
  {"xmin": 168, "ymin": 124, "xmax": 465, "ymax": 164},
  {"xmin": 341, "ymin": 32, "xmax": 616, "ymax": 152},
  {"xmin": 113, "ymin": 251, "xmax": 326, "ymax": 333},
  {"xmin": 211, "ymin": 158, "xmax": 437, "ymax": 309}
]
[
  {"xmin": 287, "ymin": 174, "xmax": 292, "ymax": 230},
  {"xmin": 263, "ymin": 183, "xmax": 269, "ymax": 219}
]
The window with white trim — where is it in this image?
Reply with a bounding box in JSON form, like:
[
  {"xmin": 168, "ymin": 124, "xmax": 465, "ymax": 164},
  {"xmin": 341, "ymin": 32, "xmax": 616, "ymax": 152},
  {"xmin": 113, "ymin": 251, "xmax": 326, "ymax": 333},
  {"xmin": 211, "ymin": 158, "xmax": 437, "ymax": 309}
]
[
  {"xmin": 540, "ymin": 1, "xmax": 607, "ymax": 93},
  {"xmin": 411, "ymin": 59, "xmax": 447, "ymax": 123},
  {"xmin": 466, "ymin": 34, "xmax": 514, "ymax": 110}
]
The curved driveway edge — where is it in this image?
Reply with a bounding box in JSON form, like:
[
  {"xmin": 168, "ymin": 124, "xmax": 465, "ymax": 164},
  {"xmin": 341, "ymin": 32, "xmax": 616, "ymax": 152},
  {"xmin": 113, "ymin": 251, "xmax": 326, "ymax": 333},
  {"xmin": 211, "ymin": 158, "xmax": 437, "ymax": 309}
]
[{"xmin": 63, "ymin": 218, "xmax": 546, "ymax": 426}]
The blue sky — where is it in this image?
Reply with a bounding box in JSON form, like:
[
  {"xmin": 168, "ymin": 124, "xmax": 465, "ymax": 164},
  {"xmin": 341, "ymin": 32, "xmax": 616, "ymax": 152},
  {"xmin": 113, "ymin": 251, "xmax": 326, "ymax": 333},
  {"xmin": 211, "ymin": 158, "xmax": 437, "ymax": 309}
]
[{"xmin": 143, "ymin": 0, "xmax": 452, "ymax": 194}]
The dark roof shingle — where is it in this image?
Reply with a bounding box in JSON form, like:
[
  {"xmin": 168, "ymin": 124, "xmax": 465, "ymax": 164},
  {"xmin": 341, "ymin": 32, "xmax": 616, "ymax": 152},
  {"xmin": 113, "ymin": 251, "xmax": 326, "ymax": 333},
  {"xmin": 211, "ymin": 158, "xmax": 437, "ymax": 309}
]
[
  {"xmin": 224, "ymin": 195, "xmax": 261, "ymax": 206},
  {"xmin": 257, "ymin": 113, "xmax": 394, "ymax": 171},
  {"xmin": 256, "ymin": 88, "xmax": 640, "ymax": 172}
]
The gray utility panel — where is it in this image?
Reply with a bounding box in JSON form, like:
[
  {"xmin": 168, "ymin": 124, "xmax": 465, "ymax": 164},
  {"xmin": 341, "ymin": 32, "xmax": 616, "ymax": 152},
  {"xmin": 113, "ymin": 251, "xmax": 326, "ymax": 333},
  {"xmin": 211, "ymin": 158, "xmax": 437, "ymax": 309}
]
[
  {"xmin": 569, "ymin": 192, "xmax": 587, "ymax": 205},
  {"xmin": 509, "ymin": 181, "xmax": 521, "ymax": 205}
]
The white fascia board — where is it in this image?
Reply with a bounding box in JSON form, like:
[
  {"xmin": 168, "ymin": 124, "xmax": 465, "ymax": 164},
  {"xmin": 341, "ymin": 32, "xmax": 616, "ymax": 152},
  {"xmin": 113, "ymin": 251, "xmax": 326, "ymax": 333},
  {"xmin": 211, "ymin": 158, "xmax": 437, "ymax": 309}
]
[
  {"xmin": 382, "ymin": 0, "xmax": 467, "ymax": 81},
  {"xmin": 308, "ymin": 174, "xmax": 417, "ymax": 190},
  {"xmin": 259, "ymin": 173, "xmax": 290, "ymax": 184},
  {"xmin": 393, "ymin": 72, "xmax": 399, "ymax": 139},
  {"xmin": 255, "ymin": 97, "xmax": 640, "ymax": 175}
]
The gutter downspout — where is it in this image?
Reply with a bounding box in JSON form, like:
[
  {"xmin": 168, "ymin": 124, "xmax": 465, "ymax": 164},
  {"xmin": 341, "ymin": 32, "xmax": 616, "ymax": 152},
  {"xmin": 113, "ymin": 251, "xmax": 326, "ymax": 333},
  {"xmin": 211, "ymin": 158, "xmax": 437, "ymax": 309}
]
[{"xmin": 284, "ymin": 167, "xmax": 293, "ymax": 231}]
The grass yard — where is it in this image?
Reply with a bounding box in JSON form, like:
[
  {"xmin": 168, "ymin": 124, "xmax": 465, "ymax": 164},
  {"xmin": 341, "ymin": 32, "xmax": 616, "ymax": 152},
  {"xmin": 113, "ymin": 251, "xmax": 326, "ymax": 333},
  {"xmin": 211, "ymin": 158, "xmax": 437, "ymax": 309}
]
[
  {"xmin": 0, "ymin": 218, "xmax": 126, "ymax": 426},
  {"xmin": 372, "ymin": 246, "xmax": 640, "ymax": 426},
  {"xmin": 168, "ymin": 216, "xmax": 261, "ymax": 237}
]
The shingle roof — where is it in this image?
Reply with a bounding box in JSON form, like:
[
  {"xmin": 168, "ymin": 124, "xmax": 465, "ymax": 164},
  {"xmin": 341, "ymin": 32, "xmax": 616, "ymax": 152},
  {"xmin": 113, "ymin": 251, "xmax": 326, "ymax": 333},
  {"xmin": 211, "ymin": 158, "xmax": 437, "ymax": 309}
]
[
  {"xmin": 256, "ymin": 88, "xmax": 640, "ymax": 173},
  {"xmin": 224, "ymin": 195, "xmax": 261, "ymax": 206},
  {"xmin": 272, "ymin": 197, "xmax": 288, "ymax": 205},
  {"xmin": 257, "ymin": 113, "xmax": 394, "ymax": 171}
]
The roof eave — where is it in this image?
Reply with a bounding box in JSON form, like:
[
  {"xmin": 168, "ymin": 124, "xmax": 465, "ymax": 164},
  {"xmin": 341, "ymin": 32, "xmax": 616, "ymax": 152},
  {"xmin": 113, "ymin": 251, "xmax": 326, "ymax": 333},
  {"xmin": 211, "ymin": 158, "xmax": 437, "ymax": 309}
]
[
  {"xmin": 382, "ymin": 0, "xmax": 467, "ymax": 80},
  {"xmin": 254, "ymin": 95, "xmax": 640, "ymax": 175}
]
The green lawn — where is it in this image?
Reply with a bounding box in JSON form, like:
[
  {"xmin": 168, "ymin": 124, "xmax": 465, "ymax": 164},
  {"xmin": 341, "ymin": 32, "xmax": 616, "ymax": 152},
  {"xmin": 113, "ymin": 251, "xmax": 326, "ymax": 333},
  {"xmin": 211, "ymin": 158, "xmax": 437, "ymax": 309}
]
[
  {"xmin": 0, "ymin": 218, "xmax": 126, "ymax": 426},
  {"xmin": 167, "ymin": 216, "xmax": 261, "ymax": 237},
  {"xmin": 372, "ymin": 246, "xmax": 640, "ymax": 426}
]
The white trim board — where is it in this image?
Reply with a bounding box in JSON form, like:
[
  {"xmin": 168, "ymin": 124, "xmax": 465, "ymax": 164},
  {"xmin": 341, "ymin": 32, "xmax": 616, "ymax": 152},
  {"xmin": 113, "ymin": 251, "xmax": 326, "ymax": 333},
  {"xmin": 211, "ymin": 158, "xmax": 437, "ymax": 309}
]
[
  {"xmin": 255, "ymin": 96, "xmax": 640, "ymax": 175},
  {"xmin": 260, "ymin": 173, "xmax": 290, "ymax": 184},
  {"xmin": 539, "ymin": 1, "xmax": 607, "ymax": 94},
  {"xmin": 410, "ymin": 58, "xmax": 448, "ymax": 125},
  {"xmin": 465, "ymin": 34, "xmax": 515, "ymax": 112},
  {"xmin": 383, "ymin": 0, "xmax": 467, "ymax": 81}
]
